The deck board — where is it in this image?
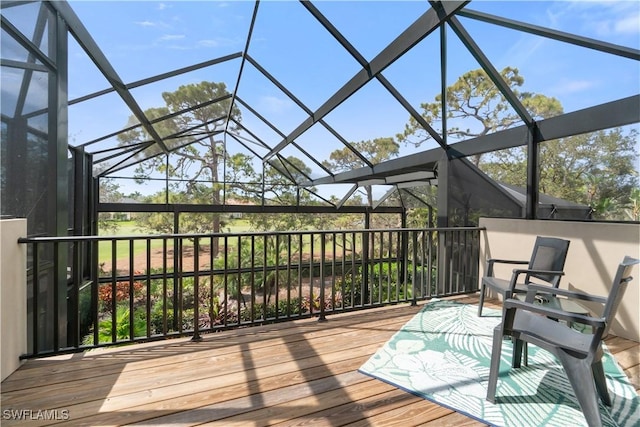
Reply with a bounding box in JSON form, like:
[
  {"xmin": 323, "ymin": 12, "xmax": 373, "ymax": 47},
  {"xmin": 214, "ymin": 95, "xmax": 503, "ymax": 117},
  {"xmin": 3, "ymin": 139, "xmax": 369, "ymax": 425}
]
[{"xmin": 1, "ymin": 296, "xmax": 637, "ymax": 426}]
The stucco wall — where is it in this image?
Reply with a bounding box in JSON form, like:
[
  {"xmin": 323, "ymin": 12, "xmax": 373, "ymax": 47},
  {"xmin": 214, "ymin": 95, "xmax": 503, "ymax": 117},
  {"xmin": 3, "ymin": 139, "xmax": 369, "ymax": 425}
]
[
  {"xmin": 479, "ymin": 218, "xmax": 640, "ymax": 342},
  {"xmin": 1, "ymin": 219, "xmax": 27, "ymax": 381}
]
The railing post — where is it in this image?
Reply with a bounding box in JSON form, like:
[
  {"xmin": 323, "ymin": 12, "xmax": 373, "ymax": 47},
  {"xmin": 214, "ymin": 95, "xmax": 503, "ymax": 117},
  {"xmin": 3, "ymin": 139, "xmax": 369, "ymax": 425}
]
[
  {"xmin": 32, "ymin": 242, "xmax": 39, "ymax": 356},
  {"xmin": 250, "ymin": 235, "xmax": 255, "ymax": 323},
  {"xmin": 91, "ymin": 238, "xmax": 99, "ymax": 346},
  {"xmin": 192, "ymin": 237, "xmax": 201, "ymax": 341},
  {"xmin": 275, "ymin": 234, "xmax": 280, "ymax": 319},
  {"xmin": 415, "ymin": 230, "xmax": 421, "ymax": 299},
  {"xmin": 237, "ymin": 235, "xmax": 243, "ymax": 323},
  {"xmin": 362, "ymin": 229, "xmax": 370, "ymax": 306},
  {"xmin": 177, "ymin": 237, "xmax": 184, "ymax": 334},
  {"xmin": 262, "ymin": 234, "xmax": 268, "ymax": 320},
  {"xmin": 53, "ymin": 241, "xmax": 60, "ymax": 352},
  {"xmin": 69, "ymin": 240, "xmax": 81, "ymax": 348},
  {"xmin": 146, "ymin": 239, "xmax": 152, "ymax": 338},
  {"xmin": 111, "ymin": 240, "xmax": 117, "ymax": 344},
  {"xmin": 128, "ymin": 240, "xmax": 135, "ymax": 342},
  {"xmin": 410, "ymin": 230, "xmax": 417, "ymax": 306},
  {"xmin": 318, "ymin": 233, "xmax": 327, "ymax": 322},
  {"xmin": 172, "ymin": 212, "xmax": 180, "ymax": 332},
  {"xmin": 222, "ymin": 235, "xmax": 228, "ymax": 327},
  {"xmin": 162, "ymin": 238, "xmax": 168, "ymax": 335}
]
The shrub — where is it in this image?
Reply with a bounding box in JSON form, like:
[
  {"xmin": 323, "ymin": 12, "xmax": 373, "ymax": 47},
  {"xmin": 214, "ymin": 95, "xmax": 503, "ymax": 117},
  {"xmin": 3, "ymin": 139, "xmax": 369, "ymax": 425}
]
[
  {"xmin": 98, "ymin": 276, "xmax": 145, "ymax": 308},
  {"xmin": 240, "ymin": 298, "xmax": 302, "ymax": 322},
  {"xmin": 84, "ymin": 305, "xmax": 147, "ymax": 345}
]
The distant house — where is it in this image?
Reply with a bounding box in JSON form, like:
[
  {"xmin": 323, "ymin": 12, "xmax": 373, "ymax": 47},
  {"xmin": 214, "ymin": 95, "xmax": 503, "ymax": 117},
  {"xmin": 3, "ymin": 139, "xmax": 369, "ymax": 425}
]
[
  {"xmin": 225, "ymin": 198, "xmax": 255, "ymax": 219},
  {"xmin": 105, "ymin": 197, "xmax": 140, "ymax": 221}
]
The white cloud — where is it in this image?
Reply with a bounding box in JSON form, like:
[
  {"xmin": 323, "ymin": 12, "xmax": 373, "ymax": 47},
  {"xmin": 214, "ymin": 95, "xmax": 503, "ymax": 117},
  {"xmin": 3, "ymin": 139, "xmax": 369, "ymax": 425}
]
[
  {"xmin": 135, "ymin": 20, "xmax": 157, "ymax": 27},
  {"xmin": 159, "ymin": 34, "xmax": 186, "ymax": 41},
  {"xmin": 551, "ymin": 79, "xmax": 595, "ymax": 95},
  {"xmin": 499, "ymin": 37, "xmax": 546, "ymax": 69},
  {"xmin": 134, "ymin": 19, "xmax": 172, "ymax": 29},
  {"xmin": 614, "ymin": 12, "xmax": 640, "ymax": 35},
  {"xmin": 259, "ymin": 96, "xmax": 293, "ymax": 115},
  {"xmin": 198, "ymin": 37, "xmax": 240, "ymax": 48},
  {"xmin": 198, "ymin": 39, "xmax": 220, "ymax": 48},
  {"xmin": 552, "ymin": 1, "xmax": 640, "ymax": 37}
]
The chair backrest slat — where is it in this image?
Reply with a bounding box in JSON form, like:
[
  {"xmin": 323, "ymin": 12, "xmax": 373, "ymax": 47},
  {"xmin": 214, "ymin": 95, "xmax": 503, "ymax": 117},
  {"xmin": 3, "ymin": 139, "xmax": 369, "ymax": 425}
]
[{"xmin": 527, "ymin": 236, "xmax": 570, "ymax": 286}]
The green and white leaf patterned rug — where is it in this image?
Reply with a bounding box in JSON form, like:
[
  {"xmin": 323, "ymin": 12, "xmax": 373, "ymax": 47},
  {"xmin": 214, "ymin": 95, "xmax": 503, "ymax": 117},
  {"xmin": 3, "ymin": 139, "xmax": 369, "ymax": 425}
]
[{"xmin": 359, "ymin": 300, "xmax": 639, "ymax": 427}]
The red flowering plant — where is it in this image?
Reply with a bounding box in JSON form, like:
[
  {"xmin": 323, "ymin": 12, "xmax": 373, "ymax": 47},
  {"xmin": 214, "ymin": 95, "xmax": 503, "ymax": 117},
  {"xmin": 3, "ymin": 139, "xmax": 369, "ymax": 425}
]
[{"xmin": 98, "ymin": 271, "xmax": 146, "ymax": 309}]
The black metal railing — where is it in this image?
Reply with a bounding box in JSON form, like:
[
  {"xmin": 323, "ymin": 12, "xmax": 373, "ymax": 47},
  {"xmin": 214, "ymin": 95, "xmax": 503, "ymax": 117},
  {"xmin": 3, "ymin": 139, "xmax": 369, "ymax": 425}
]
[{"xmin": 18, "ymin": 227, "xmax": 482, "ymax": 357}]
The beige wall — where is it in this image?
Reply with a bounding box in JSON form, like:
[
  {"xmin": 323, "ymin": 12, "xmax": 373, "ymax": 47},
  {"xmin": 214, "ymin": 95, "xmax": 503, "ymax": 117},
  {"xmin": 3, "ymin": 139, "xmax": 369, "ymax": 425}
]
[
  {"xmin": 1, "ymin": 219, "xmax": 27, "ymax": 381},
  {"xmin": 479, "ymin": 218, "xmax": 640, "ymax": 342}
]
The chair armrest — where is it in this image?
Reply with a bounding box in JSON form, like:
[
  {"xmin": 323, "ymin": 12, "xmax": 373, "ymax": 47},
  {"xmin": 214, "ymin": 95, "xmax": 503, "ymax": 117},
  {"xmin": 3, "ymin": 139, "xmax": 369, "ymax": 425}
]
[
  {"xmin": 526, "ymin": 284, "xmax": 608, "ymax": 304},
  {"xmin": 488, "ymin": 259, "xmax": 529, "ymax": 265},
  {"xmin": 503, "ymin": 298, "xmax": 606, "ymax": 329},
  {"xmin": 509, "ymin": 269, "xmax": 564, "ymax": 290},
  {"xmin": 486, "ymin": 259, "xmax": 528, "ymax": 277},
  {"xmin": 511, "ymin": 268, "xmax": 565, "ymax": 277}
]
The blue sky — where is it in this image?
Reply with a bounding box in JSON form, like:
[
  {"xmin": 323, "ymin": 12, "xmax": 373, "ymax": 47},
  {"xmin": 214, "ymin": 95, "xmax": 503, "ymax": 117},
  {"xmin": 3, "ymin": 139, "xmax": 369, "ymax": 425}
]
[{"xmin": 61, "ymin": 0, "xmax": 640, "ymax": 198}]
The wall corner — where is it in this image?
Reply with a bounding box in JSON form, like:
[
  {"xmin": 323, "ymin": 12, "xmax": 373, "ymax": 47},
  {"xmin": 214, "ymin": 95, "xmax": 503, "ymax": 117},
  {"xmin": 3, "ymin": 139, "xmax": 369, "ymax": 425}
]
[{"xmin": 1, "ymin": 218, "xmax": 28, "ymax": 382}]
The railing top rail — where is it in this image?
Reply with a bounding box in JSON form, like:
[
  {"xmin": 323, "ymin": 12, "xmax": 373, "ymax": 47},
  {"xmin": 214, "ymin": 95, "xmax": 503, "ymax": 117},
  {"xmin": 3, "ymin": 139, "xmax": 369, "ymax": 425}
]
[{"xmin": 17, "ymin": 226, "xmax": 486, "ymax": 243}]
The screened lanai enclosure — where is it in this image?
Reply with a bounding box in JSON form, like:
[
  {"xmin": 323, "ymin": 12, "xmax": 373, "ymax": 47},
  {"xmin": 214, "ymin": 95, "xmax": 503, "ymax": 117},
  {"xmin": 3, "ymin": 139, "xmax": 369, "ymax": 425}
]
[{"xmin": 1, "ymin": 0, "xmax": 639, "ymax": 357}]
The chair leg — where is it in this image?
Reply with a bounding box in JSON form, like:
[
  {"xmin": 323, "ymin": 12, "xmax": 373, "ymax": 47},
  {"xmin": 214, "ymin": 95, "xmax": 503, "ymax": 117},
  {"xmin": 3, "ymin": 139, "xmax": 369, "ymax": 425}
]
[
  {"xmin": 512, "ymin": 338, "xmax": 526, "ymax": 368},
  {"xmin": 557, "ymin": 352, "xmax": 603, "ymax": 427},
  {"xmin": 486, "ymin": 324, "xmax": 504, "ymax": 403},
  {"xmin": 478, "ymin": 283, "xmax": 486, "ymax": 316},
  {"xmin": 592, "ymin": 359, "xmax": 611, "ymax": 406}
]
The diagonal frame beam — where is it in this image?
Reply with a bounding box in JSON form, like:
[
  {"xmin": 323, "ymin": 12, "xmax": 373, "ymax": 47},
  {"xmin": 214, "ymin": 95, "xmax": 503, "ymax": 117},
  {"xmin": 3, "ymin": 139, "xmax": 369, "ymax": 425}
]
[
  {"xmin": 302, "ymin": 0, "xmax": 446, "ymax": 149},
  {"xmin": 234, "ymin": 97, "xmax": 335, "ymax": 175},
  {"xmin": 447, "ymin": 15, "xmax": 533, "ymax": 125},
  {"xmin": 244, "ymin": 54, "xmax": 371, "ymax": 169},
  {"xmin": 50, "ymin": 1, "xmax": 170, "ymax": 153},
  {"xmin": 309, "ymin": 95, "xmax": 639, "ymax": 186},
  {"xmin": 264, "ymin": 0, "xmax": 468, "ymax": 162},
  {"xmin": 13, "ymin": 2, "xmax": 49, "ymax": 119},
  {"xmin": 1, "ymin": 14, "xmax": 55, "ymax": 72},
  {"xmin": 458, "ymin": 9, "xmax": 640, "ymax": 61},
  {"xmin": 79, "ymin": 95, "xmax": 232, "ymax": 151},
  {"xmin": 224, "ymin": 1, "xmax": 260, "ymax": 134}
]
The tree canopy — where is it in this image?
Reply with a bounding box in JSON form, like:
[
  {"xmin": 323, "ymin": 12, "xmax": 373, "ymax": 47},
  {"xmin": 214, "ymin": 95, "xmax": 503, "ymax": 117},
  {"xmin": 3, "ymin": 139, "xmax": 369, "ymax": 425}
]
[
  {"xmin": 399, "ymin": 67, "xmax": 638, "ymax": 221},
  {"xmin": 398, "ymin": 67, "xmax": 563, "ymax": 163},
  {"xmin": 323, "ymin": 137, "xmax": 399, "ymax": 206},
  {"xmin": 114, "ymin": 81, "xmax": 328, "ymax": 237},
  {"xmin": 481, "ymin": 128, "xmax": 639, "ymax": 220},
  {"xmin": 108, "ymin": 72, "xmax": 637, "ymax": 229}
]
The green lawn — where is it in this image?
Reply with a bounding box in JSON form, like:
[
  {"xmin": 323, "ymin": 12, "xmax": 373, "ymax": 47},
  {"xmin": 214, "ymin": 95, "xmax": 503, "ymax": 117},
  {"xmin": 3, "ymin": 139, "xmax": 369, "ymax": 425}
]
[
  {"xmin": 96, "ymin": 218, "xmax": 343, "ymax": 268},
  {"xmin": 97, "ymin": 219, "xmax": 253, "ymax": 266},
  {"xmin": 225, "ymin": 219, "xmax": 252, "ymax": 233},
  {"xmin": 98, "ymin": 221, "xmax": 163, "ymax": 265}
]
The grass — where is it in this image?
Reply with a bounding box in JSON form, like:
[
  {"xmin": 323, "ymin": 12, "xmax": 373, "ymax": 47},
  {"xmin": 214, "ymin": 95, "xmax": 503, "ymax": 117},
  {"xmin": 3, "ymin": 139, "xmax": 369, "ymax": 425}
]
[
  {"xmin": 97, "ymin": 219, "xmax": 254, "ymax": 266},
  {"xmin": 96, "ymin": 218, "xmax": 363, "ymax": 269},
  {"xmin": 224, "ymin": 219, "xmax": 252, "ymax": 233},
  {"xmin": 98, "ymin": 221, "xmax": 163, "ymax": 266},
  {"xmin": 98, "ymin": 238, "xmax": 166, "ymax": 267}
]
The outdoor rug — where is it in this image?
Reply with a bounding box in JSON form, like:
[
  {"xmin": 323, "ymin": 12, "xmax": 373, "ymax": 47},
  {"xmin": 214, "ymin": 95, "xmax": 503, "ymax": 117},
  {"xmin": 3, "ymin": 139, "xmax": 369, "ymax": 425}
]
[{"xmin": 359, "ymin": 299, "xmax": 639, "ymax": 427}]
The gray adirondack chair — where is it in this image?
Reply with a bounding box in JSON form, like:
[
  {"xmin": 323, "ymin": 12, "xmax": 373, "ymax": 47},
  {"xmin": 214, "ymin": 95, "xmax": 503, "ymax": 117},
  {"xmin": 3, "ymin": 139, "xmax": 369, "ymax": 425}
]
[
  {"xmin": 486, "ymin": 256, "xmax": 639, "ymax": 427},
  {"xmin": 478, "ymin": 236, "xmax": 570, "ymax": 316}
]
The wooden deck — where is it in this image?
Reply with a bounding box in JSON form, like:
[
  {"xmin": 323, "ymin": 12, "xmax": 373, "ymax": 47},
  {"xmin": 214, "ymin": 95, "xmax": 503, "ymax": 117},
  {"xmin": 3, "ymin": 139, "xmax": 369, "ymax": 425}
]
[{"xmin": 2, "ymin": 296, "xmax": 638, "ymax": 426}]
